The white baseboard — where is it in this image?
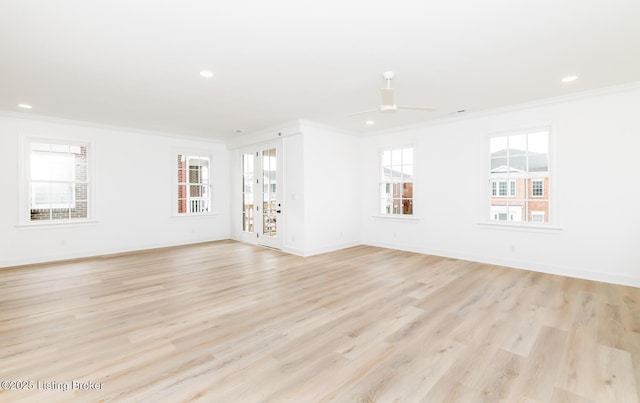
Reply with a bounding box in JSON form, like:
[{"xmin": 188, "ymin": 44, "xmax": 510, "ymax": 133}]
[
  {"xmin": 363, "ymin": 240, "xmax": 640, "ymax": 288},
  {"xmin": 283, "ymin": 241, "xmax": 361, "ymax": 257},
  {"xmin": 0, "ymin": 236, "xmax": 230, "ymax": 268}
]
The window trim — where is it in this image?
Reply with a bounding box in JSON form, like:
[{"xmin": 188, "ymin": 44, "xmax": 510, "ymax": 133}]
[
  {"xmin": 173, "ymin": 150, "xmax": 214, "ymax": 217},
  {"xmin": 18, "ymin": 135, "xmax": 95, "ymax": 226},
  {"xmin": 481, "ymin": 124, "xmax": 558, "ymax": 229},
  {"xmin": 379, "ymin": 145, "xmax": 414, "ymax": 216}
]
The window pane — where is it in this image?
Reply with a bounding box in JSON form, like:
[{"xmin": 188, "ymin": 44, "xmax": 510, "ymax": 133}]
[
  {"xmin": 529, "ymin": 153, "xmax": 548, "ymax": 173},
  {"xmin": 178, "ymin": 169, "xmax": 187, "ymax": 184},
  {"xmin": 31, "ymin": 152, "xmax": 74, "ymax": 181},
  {"xmin": 382, "ymin": 166, "xmax": 393, "ymax": 181},
  {"xmin": 52, "ymin": 208, "xmax": 71, "ymax": 220},
  {"xmin": 402, "ymin": 199, "xmax": 413, "ymax": 215},
  {"xmin": 381, "ymin": 147, "xmax": 414, "ymax": 215},
  {"xmin": 490, "ymin": 136, "xmax": 508, "ymax": 154},
  {"xmin": 391, "ymin": 149, "xmax": 402, "ymax": 166},
  {"xmin": 32, "ymin": 183, "xmax": 51, "ymax": 205},
  {"xmin": 401, "ymin": 164, "xmax": 413, "ymax": 178},
  {"xmin": 393, "ymin": 183, "xmax": 402, "ymax": 197},
  {"xmin": 72, "ymin": 201, "xmax": 88, "ymax": 219},
  {"xmin": 29, "ymin": 140, "xmax": 90, "ymax": 222},
  {"xmin": 532, "ymin": 180, "xmax": 544, "ymax": 196},
  {"xmin": 491, "ymin": 156, "xmax": 508, "ymax": 173},
  {"xmin": 403, "ymin": 182, "xmax": 413, "ymax": 198},
  {"xmin": 50, "ymin": 143, "xmax": 70, "ymax": 153},
  {"xmin": 75, "ymin": 183, "xmax": 88, "ymax": 202},
  {"xmin": 508, "ymin": 134, "xmax": 527, "ymax": 155},
  {"xmin": 528, "ymin": 131, "xmax": 549, "ymax": 153},
  {"xmin": 51, "ymin": 183, "xmax": 74, "ymax": 206},
  {"xmin": 382, "ymin": 150, "xmax": 391, "ymax": 167},
  {"xmin": 392, "ymin": 198, "xmax": 402, "ymax": 214},
  {"xmin": 178, "ymin": 197, "xmax": 187, "ymax": 214},
  {"xmin": 508, "ymin": 200, "xmax": 525, "ymax": 222},
  {"xmin": 402, "ymin": 148, "xmax": 413, "ymax": 165},
  {"xmin": 380, "ymin": 183, "xmax": 391, "ymax": 198},
  {"xmin": 499, "ymin": 181, "xmax": 507, "ymax": 196},
  {"xmin": 189, "ymin": 184, "xmax": 202, "ymax": 197},
  {"xmin": 242, "ymin": 154, "xmax": 254, "ymax": 232},
  {"xmin": 508, "ymin": 155, "xmax": 527, "ymax": 172},
  {"xmin": 75, "ymin": 161, "xmax": 88, "ymax": 181},
  {"xmin": 381, "ymin": 197, "xmax": 392, "ymax": 214},
  {"xmin": 178, "ymin": 154, "xmax": 211, "ymax": 214},
  {"xmin": 189, "ymin": 168, "xmax": 201, "ymax": 184},
  {"xmin": 489, "ymin": 130, "xmax": 550, "ymax": 224}
]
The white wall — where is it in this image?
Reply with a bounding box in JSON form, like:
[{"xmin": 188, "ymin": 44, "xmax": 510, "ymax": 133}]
[
  {"xmin": 3, "ymin": 86, "xmax": 639, "ymax": 287},
  {"xmin": 359, "ymin": 85, "xmax": 640, "ymax": 287},
  {"xmin": 0, "ymin": 115, "xmax": 230, "ymax": 267},
  {"xmin": 282, "ymin": 133, "xmax": 306, "ymax": 254},
  {"xmin": 227, "ymin": 121, "xmax": 360, "ymax": 256},
  {"xmin": 301, "ymin": 124, "xmax": 361, "ymax": 255}
]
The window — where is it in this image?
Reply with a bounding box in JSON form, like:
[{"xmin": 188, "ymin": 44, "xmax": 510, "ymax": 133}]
[
  {"xmin": 489, "ymin": 128, "xmax": 550, "ymax": 223},
  {"xmin": 531, "ymin": 211, "xmax": 545, "ymax": 222},
  {"xmin": 532, "ymin": 180, "xmax": 544, "ymax": 197},
  {"xmin": 177, "ymin": 154, "xmax": 211, "ymax": 214},
  {"xmin": 492, "ymin": 180, "xmax": 516, "ymax": 197},
  {"xmin": 242, "ymin": 153, "xmax": 254, "ymax": 232},
  {"xmin": 27, "ymin": 139, "xmax": 90, "ymax": 222},
  {"xmin": 380, "ymin": 147, "xmax": 413, "ymax": 215}
]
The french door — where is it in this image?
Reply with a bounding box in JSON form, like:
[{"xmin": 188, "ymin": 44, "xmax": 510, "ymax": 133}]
[{"xmin": 241, "ymin": 141, "xmax": 283, "ymax": 249}]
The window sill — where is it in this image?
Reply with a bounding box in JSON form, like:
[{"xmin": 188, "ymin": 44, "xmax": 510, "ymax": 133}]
[
  {"xmin": 372, "ymin": 214, "xmax": 421, "ymax": 222},
  {"xmin": 477, "ymin": 221, "xmax": 563, "ymax": 232},
  {"xmin": 171, "ymin": 212, "xmax": 220, "ymax": 219},
  {"xmin": 16, "ymin": 219, "xmax": 100, "ymax": 229}
]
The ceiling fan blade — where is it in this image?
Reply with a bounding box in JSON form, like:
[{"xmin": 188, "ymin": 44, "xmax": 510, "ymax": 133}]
[
  {"xmin": 380, "ymin": 88, "xmax": 394, "ymax": 106},
  {"xmin": 344, "ymin": 108, "xmax": 379, "ymax": 117},
  {"xmin": 396, "ymin": 105, "xmax": 438, "ymax": 112}
]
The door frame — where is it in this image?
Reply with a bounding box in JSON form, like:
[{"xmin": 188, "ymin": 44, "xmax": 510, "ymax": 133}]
[{"xmin": 239, "ymin": 140, "xmax": 283, "ymax": 249}]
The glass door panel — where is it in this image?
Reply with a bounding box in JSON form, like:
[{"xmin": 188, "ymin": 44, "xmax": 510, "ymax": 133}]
[
  {"xmin": 239, "ymin": 142, "xmax": 282, "ymax": 249},
  {"xmin": 242, "ymin": 153, "xmax": 254, "ymax": 232},
  {"xmin": 262, "ymin": 148, "xmax": 277, "ymax": 237}
]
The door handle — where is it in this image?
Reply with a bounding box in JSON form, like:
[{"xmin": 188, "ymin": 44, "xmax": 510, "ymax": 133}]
[{"xmin": 276, "ymin": 210, "xmax": 282, "ymax": 213}]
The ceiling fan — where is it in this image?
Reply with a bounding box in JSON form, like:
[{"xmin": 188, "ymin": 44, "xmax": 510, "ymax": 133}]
[{"xmin": 346, "ymin": 71, "xmax": 437, "ymax": 116}]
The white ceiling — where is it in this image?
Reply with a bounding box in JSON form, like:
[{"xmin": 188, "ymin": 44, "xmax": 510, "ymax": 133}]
[{"xmin": 1, "ymin": 0, "xmax": 639, "ymax": 142}]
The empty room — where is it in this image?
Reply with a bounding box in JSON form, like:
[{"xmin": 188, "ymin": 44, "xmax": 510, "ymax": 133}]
[{"xmin": 1, "ymin": 1, "xmax": 639, "ymax": 402}]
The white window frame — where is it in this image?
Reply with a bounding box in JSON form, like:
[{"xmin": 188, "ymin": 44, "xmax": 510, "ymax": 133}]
[
  {"xmin": 18, "ymin": 135, "xmax": 95, "ymax": 226},
  {"xmin": 379, "ymin": 146, "xmax": 414, "ymax": 216},
  {"xmin": 174, "ymin": 151, "xmax": 213, "ymax": 216},
  {"xmin": 481, "ymin": 125, "xmax": 560, "ymax": 230}
]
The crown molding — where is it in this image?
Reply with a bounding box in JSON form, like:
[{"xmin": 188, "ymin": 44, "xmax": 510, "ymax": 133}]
[
  {"xmin": 0, "ymin": 110, "xmax": 226, "ymax": 144},
  {"xmin": 367, "ymin": 81, "xmax": 640, "ymax": 137}
]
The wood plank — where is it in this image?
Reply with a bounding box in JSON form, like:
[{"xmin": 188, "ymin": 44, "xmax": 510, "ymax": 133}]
[{"xmin": 0, "ymin": 240, "xmax": 638, "ymax": 402}]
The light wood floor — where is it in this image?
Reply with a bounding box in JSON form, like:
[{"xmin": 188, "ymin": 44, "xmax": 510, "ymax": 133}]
[{"xmin": 1, "ymin": 241, "xmax": 639, "ymax": 402}]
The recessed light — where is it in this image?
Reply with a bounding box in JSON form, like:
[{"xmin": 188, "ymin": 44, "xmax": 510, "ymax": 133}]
[
  {"xmin": 561, "ymin": 75, "xmax": 578, "ymax": 83},
  {"xmin": 200, "ymin": 70, "xmax": 214, "ymax": 78},
  {"xmin": 18, "ymin": 103, "xmax": 32, "ymax": 109},
  {"xmin": 365, "ymin": 120, "xmax": 375, "ymax": 125}
]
